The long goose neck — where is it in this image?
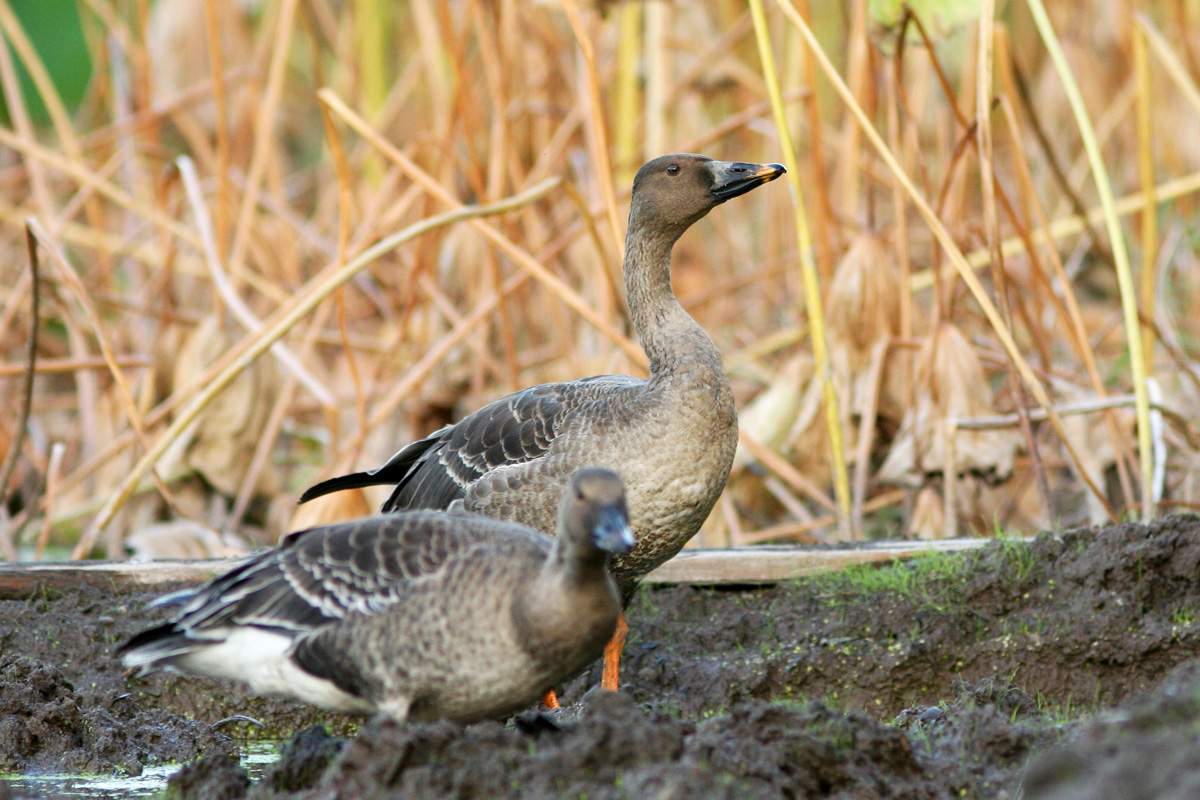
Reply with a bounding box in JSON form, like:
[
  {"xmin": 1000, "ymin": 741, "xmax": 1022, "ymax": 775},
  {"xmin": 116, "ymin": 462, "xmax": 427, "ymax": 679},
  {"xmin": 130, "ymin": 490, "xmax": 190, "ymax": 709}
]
[
  {"xmin": 515, "ymin": 537, "xmax": 617, "ymax": 654},
  {"xmin": 538, "ymin": 533, "xmax": 610, "ymax": 593},
  {"xmin": 624, "ymin": 218, "xmax": 722, "ymax": 383}
]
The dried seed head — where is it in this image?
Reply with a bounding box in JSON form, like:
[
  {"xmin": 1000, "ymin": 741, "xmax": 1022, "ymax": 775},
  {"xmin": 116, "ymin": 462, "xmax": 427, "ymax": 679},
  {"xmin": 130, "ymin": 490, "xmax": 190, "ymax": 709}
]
[{"xmin": 879, "ymin": 323, "xmax": 1020, "ymax": 487}]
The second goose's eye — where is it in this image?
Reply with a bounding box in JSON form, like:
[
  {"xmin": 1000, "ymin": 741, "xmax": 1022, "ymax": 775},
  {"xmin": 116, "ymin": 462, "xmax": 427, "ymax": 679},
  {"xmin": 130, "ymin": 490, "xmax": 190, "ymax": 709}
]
[{"xmin": 666, "ymin": 164, "xmax": 680, "ymax": 175}]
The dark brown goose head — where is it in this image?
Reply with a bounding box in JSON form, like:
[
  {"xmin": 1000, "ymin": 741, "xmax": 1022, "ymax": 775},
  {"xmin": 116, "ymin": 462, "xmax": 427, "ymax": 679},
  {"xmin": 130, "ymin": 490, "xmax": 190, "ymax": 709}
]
[
  {"xmin": 629, "ymin": 153, "xmax": 785, "ymax": 239},
  {"xmin": 558, "ymin": 467, "xmax": 635, "ymax": 557}
]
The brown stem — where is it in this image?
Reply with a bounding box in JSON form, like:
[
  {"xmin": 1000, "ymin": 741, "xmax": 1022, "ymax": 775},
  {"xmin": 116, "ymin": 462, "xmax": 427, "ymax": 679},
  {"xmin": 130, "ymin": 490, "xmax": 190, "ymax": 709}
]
[{"xmin": 0, "ymin": 226, "xmax": 41, "ymax": 560}]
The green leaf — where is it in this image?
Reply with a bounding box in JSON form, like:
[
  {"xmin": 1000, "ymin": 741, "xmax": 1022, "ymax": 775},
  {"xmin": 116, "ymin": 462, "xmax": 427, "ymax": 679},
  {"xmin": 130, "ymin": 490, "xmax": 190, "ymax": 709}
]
[{"xmin": 1, "ymin": 0, "xmax": 93, "ymax": 126}]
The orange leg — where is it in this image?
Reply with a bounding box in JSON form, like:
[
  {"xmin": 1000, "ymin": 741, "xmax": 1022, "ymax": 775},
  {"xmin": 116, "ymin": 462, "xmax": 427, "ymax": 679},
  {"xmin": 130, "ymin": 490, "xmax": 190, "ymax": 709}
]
[
  {"xmin": 600, "ymin": 613, "xmax": 628, "ymax": 691},
  {"xmin": 542, "ymin": 690, "xmax": 560, "ymax": 709}
]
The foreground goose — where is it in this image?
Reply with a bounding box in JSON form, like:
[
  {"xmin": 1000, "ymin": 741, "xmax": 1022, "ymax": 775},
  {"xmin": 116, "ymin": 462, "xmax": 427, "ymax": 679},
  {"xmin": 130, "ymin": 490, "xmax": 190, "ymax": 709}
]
[
  {"xmin": 118, "ymin": 468, "xmax": 633, "ymax": 721},
  {"xmin": 300, "ymin": 154, "xmax": 785, "ymax": 690}
]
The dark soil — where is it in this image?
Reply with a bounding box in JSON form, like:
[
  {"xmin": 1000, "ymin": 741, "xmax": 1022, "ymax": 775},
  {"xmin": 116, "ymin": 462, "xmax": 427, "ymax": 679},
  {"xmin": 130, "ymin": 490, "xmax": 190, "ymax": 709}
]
[
  {"xmin": 0, "ymin": 654, "xmax": 226, "ymax": 775},
  {"xmin": 2, "ymin": 515, "xmax": 1199, "ymax": 798},
  {"xmin": 0, "ymin": 581, "xmax": 356, "ymax": 777},
  {"xmin": 604, "ymin": 514, "xmax": 1200, "ymax": 719},
  {"xmin": 1022, "ymin": 659, "xmax": 1200, "ymax": 800}
]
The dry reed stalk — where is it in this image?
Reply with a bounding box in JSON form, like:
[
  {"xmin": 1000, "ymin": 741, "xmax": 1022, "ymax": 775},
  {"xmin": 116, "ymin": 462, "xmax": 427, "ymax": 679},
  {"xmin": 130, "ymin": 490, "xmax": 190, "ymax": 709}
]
[
  {"xmin": 178, "ymin": 156, "xmax": 335, "ymax": 409},
  {"xmin": 976, "ymin": 6, "xmax": 1052, "ymax": 519},
  {"xmin": 749, "ymin": 0, "xmax": 852, "ymax": 537},
  {"xmin": 560, "ymin": 0, "xmax": 623, "ymax": 261},
  {"xmin": 742, "ymin": 489, "xmax": 905, "ymax": 545},
  {"xmin": 27, "ymin": 219, "xmax": 184, "ymax": 516},
  {"xmin": 468, "ymin": 0, "xmax": 521, "ymax": 391},
  {"xmin": 772, "ymin": 0, "xmax": 1115, "ymax": 518},
  {"xmin": 837, "ymin": 0, "xmax": 869, "ymax": 218},
  {"xmin": 33, "ymin": 443, "xmax": 66, "ymax": 559},
  {"xmin": 338, "ymin": 270, "xmax": 533, "ymax": 474},
  {"xmin": 560, "ymin": 180, "xmax": 626, "ymax": 331},
  {"xmin": 643, "ymin": 1, "xmax": 669, "ymax": 155},
  {"xmin": 718, "ymin": 496, "xmax": 743, "ymax": 547},
  {"xmin": 613, "ymin": 1, "xmax": 642, "ymax": 184},
  {"xmin": 202, "ymin": 0, "xmax": 231, "ymax": 255},
  {"xmin": 71, "ymin": 179, "xmax": 559, "ymax": 558},
  {"xmin": 0, "ymin": 229, "xmax": 40, "ymax": 560},
  {"xmin": 994, "ymin": 91, "xmax": 1137, "ymax": 507},
  {"xmin": 851, "ymin": 339, "xmax": 888, "ymax": 534},
  {"xmin": 794, "ymin": 0, "xmax": 837, "ymax": 275},
  {"xmin": 1134, "ymin": 28, "xmax": 1158, "ymax": 375},
  {"xmin": 885, "ymin": 63, "xmax": 912, "ymax": 350},
  {"xmin": 74, "ymin": 65, "xmax": 254, "ymax": 153},
  {"xmin": 1134, "ymin": 15, "xmax": 1200, "ymax": 119},
  {"xmin": 0, "ymin": 356, "xmax": 149, "ymax": 376},
  {"xmin": 226, "ymin": 0, "xmax": 298, "ymax": 288},
  {"xmin": 317, "ymin": 91, "xmax": 369, "ymax": 453},
  {"xmin": 910, "ymin": 168, "xmax": 1200, "ymax": 291},
  {"xmin": 1026, "ymin": 0, "xmax": 1153, "ymax": 520},
  {"xmin": 228, "ymin": 303, "xmax": 335, "ymax": 533},
  {"xmin": 738, "ymin": 429, "xmax": 836, "ymax": 514},
  {"xmin": 318, "ymin": 89, "xmax": 646, "ymax": 366}
]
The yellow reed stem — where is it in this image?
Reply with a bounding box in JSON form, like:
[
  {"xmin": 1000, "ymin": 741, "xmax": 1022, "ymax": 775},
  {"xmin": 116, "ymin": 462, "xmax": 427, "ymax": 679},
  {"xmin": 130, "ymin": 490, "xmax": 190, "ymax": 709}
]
[
  {"xmin": 1134, "ymin": 28, "xmax": 1157, "ymax": 375},
  {"xmin": 748, "ymin": 0, "xmax": 852, "ymax": 537},
  {"xmin": 1136, "ymin": 13, "xmax": 1200, "ymax": 118},
  {"xmin": 1025, "ymin": 0, "xmax": 1153, "ymax": 520},
  {"xmin": 614, "ymin": 2, "xmax": 642, "ymax": 186},
  {"xmin": 355, "ymin": 0, "xmax": 387, "ymax": 183}
]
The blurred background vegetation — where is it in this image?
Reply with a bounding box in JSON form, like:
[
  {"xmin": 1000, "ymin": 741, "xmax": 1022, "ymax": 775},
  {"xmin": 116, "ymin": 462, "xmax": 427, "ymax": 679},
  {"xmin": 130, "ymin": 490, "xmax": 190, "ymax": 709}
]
[{"xmin": 0, "ymin": 0, "xmax": 1198, "ymax": 561}]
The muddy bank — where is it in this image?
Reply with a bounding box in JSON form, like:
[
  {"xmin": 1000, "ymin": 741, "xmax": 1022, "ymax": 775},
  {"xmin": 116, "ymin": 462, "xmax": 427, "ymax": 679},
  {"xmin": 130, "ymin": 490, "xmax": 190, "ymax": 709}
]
[
  {"xmin": 0, "ymin": 654, "xmax": 227, "ymax": 775},
  {"xmin": 170, "ymin": 685, "xmax": 1052, "ymax": 799},
  {"xmin": 603, "ymin": 514, "xmax": 1200, "ymax": 718},
  {"xmin": 1023, "ymin": 659, "xmax": 1200, "ymax": 800},
  {"xmin": 1, "ymin": 515, "xmax": 1198, "ymax": 796},
  {"xmin": 0, "ymin": 582, "xmax": 355, "ymax": 776}
]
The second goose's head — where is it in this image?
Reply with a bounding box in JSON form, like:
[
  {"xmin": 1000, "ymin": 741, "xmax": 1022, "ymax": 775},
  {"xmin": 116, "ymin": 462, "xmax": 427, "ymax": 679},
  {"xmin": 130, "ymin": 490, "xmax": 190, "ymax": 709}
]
[
  {"xmin": 559, "ymin": 467, "xmax": 635, "ymax": 558},
  {"xmin": 629, "ymin": 153, "xmax": 785, "ymax": 241}
]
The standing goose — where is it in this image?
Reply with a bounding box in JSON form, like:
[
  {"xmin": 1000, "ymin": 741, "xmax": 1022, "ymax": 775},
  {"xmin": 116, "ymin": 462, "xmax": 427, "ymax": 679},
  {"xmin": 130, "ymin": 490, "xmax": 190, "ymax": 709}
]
[
  {"xmin": 300, "ymin": 153, "xmax": 785, "ymax": 690},
  {"xmin": 118, "ymin": 468, "xmax": 634, "ymax": 721}
]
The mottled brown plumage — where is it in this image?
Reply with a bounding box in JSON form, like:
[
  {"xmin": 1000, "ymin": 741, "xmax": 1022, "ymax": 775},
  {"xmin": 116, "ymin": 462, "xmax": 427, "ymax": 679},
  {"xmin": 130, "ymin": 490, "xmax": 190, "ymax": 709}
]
[
  {"xmin": 118, "ymin": 469, "xmax": 634, "ymax": 721},
  {"xmin": 301, "ymin": 154, "xmax": 784, "ymax": 590}
]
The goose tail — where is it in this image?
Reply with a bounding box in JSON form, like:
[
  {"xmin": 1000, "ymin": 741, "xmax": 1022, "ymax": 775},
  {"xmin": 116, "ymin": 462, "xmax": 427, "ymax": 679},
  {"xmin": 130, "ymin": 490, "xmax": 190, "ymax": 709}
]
[
  {"xmin": 298, "ymin": 430, "xmax": 447, "ymax": 505},
  {"xmin": 116, "ymin": 622, "xmax": 203, "ymax": 673},
  {"xmin": 298, "ymin": 470, "xmax": 390, "ymax": 504}
]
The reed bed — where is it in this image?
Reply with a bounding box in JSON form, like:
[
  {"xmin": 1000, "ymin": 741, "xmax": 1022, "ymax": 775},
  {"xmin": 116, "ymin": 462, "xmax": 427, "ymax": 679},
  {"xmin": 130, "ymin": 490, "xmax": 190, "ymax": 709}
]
[{"xmin": 1, "ymin": 0, "xmax": 1198, "ymax": 560}]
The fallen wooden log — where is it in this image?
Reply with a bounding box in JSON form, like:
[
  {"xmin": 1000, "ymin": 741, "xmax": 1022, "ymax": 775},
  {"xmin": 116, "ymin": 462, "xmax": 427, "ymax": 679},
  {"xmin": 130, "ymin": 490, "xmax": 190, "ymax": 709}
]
[
  {"xmin": 642, "ymin": 538, "xmax": 995, "ymax": 584},
  {"xmin": 0, "ymin": 538, "xmax": 1000, "ymax": 598}
]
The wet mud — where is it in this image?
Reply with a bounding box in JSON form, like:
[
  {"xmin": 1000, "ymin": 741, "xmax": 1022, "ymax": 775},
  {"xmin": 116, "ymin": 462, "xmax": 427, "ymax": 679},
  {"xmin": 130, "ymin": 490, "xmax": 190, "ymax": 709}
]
[{"xmin": 2, "ymin": 515, "xmax": 1199, "ymax": 798}]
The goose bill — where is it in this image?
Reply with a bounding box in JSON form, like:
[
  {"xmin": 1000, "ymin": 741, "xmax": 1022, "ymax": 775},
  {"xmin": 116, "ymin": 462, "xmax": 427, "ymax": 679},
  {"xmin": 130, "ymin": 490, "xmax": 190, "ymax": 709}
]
[
  {"xmin": 593, "ymin": 508, "xmax": 636, "ymax": 554},
  {"xmin": 710, "ymin": 161, "xmax": 786, "ymax": 203}
]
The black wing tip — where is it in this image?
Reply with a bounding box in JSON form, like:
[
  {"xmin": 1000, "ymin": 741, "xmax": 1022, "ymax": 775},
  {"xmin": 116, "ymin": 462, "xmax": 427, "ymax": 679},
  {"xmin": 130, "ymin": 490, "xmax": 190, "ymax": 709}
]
[
  {"xmin": 300, "ymin": 434, "xmax": 450, "ymax": 505},
  {"xmin": 115, "ymin": 621, "xmax": 178, "ymax": 657},
  {"xmin": 298, "ymin": 473, "xmax": 370, "ymax": 504},
  {"xmin": 298, "ymin": 482, "xmax": 330, "ymax": 505}
]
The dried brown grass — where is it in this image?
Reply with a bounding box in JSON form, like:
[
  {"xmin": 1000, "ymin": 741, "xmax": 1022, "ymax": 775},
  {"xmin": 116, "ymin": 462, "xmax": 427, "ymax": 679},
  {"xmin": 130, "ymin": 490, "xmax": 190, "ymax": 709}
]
[{"xmin": 1, "ymin": 0, "xmax": 1199, "ymax": 559}]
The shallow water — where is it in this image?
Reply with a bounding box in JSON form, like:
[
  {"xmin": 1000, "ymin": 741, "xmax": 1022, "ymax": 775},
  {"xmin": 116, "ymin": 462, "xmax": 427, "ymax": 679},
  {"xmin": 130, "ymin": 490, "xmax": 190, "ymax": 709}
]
[{"xmin": 1, "ymin": 740, "xmax": 280, "ymax": 799}]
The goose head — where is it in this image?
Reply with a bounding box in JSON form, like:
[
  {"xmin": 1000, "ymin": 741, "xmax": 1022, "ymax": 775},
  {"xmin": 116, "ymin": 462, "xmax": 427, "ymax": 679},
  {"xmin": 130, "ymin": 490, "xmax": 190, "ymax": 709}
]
[
  {"xmin": 560, "ymin": 467, "xmax": 635, "ymax": 556},
  {"xmin": 629, "ymin": 153, "xmax": 785, "ymax": 239}
]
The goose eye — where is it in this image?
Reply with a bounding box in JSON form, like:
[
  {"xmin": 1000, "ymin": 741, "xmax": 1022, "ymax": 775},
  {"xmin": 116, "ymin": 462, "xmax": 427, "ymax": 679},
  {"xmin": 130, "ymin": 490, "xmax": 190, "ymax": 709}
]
[{"xmin": 666, "ymin": 164, "xmax": 680, "ymax": 175}]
